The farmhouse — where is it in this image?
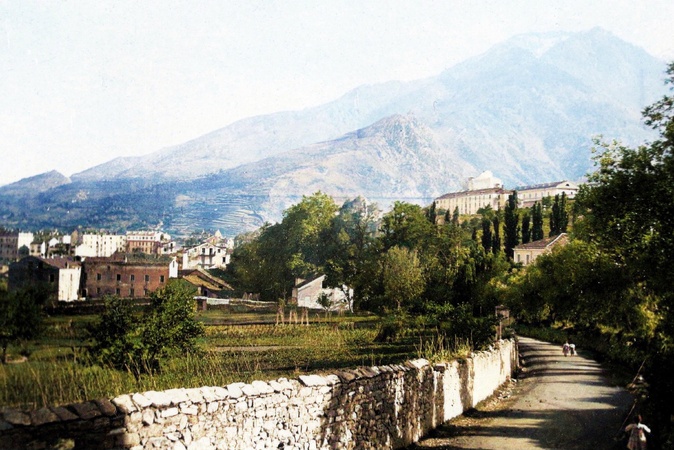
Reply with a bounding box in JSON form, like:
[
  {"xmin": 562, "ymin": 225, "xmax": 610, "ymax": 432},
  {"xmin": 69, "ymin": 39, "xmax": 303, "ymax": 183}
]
[{"xmin": 513, "ymin": 233, "xmax": 569, "ymax": 266}]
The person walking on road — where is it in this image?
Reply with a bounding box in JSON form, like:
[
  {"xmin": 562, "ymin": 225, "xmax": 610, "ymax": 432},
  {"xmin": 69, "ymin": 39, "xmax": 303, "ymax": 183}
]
[
  {"xmin": 563, "ymin": 341, "xmax": 570, "ymax": 356},
  {"xmin": 625, "ymin": 415, "xmax": 651, "ymax": 450}
]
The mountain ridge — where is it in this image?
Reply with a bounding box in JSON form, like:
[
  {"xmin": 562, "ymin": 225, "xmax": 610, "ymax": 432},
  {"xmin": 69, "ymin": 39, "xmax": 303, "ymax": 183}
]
[{"xmin": 1, "ymin": 28, "xmax": 667, "ymax": 237}]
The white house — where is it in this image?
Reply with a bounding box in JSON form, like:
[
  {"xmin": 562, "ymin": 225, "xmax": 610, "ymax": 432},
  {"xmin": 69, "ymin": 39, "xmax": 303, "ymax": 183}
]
[
  {"xmin": 181, "ymin": 243, "xmax": 230, "ymax": 270},
  {"xmin": 292, "ymin": 275, "xmax": 353, "ymax": 311}
]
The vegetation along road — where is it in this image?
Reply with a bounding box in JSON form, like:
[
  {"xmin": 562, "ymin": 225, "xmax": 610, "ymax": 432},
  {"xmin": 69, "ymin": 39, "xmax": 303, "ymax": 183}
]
[{"xmin": 411, "ymin": 337, "xmax": 633, "ymax": 450}]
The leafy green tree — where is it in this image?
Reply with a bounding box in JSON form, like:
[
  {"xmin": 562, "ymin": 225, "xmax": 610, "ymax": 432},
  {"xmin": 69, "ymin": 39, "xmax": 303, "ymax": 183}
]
[
  {"xmin": 567, "ymin": 62, "xmax": 674, "ymax": 438},
  {"xmin": 140, "ymin": 281, "xmax": 204, "ymax": 371},
  {"xmin": 89, "ymin": 281, "xmax": 204, "ymax": 374},
  {"xmin": 282, "ymin": 191, "xmax": 339, "ymax": 278},
  {"xmin": 503, "ymin": 192, "xmax": 520, "ymax": 259},
  {"xmin": 88, "ymin": 296, "xmax": 136, "ymax": 369},
  {"xmin": 322, "ymin": 198, "xmax": 380, "ymax": 312},
  {"xmin": 0, "ymin": 287, "xmax": 48, "ymax": 364},
  {"xmin": 381, "ymin": 246, "xmax": 425, "ymax": 312},
  {"xmin": 380, "ymin": 202, "xmax": 434, "ymax": 252}
]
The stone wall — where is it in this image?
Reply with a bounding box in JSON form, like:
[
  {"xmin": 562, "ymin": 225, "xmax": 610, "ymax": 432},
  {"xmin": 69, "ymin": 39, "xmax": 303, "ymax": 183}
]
[{"xmin": 0, "ymin": 339, "xmax": 517, "ymax": 450}]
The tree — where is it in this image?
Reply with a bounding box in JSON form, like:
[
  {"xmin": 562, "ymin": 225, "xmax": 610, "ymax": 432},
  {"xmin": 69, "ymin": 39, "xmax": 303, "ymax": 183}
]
[
  {"xmin": 381, "ymin": 246, "xmax": 425, "ymax": 312},
  {"xmin": 322, "ymin": 198, "xmax": 380, "ymax": 312},
  {"xmin": 452, "ymin": 207, "xmax": 460, "ymax": 227},
  {"xmin": 531, "ymin": 202, "xmax": 544, "ymax": 241},
  {"xmin": 140, "ymin": 281, "xmax": 204, "ymax": 371},
  {"xmin": 491, "ymin": 214, "xmax": 501, "ymax": 255},
  {"xmin": 521, "ymin": 210, "xmax": 531, "ymax": 244},
  {"xmin": 380, "ymin": 202, "xmax": 434, "ymax": 252},
  {"xmin": 0, "ymin": 287, "xmax": 48, "ymax": 364},
  {"xmin": 89, "ymin": 280, "xmax": 204, "ymax": 373},
  {"xmin": 549, "ymin": 193, "xmax": 568, "ymax": 236},
  {"xmin": 503, "ymin": 192, "xmax": 520, "ymax": 260},
  {"xmin": 480, "ymin": 217, "xmax": 492, "ymax": 253},
  {"xmin": 572, "ymin": 61, "xmax": 674, "ymax": 438},
  {"xmin": 88, "ymin": 296, "xmax": 136, "ymax": 369},
  {"xmin": 426, "ymin": 201, "xmax": 437, "ymax": 224}
]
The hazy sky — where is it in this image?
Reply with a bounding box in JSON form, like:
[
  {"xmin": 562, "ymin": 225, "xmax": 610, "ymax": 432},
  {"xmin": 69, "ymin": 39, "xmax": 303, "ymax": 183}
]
[{"xmin": 1, "ymin": 1, "xmax": 673, "ymax": 186}]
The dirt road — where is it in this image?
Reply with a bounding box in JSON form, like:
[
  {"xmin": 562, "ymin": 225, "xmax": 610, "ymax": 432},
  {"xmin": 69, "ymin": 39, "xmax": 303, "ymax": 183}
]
[{"xmin": 410, "ymin": 336, "xmax": 634, "ymax": 450}]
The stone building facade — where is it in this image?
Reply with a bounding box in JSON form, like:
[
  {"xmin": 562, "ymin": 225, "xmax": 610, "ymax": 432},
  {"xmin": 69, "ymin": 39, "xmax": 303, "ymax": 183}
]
[{"xmin": 81, "ymin": 254, "xmax": 177, "ymax": 299}]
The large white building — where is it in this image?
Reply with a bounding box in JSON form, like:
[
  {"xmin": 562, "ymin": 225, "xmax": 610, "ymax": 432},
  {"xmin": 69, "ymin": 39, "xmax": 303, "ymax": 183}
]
[
  {"xmin": 75, "ymin": 233, "xmax": 127, "ymax": 257},
  {"xmin": 516, "ymin": 181, "xmax": 579, "ymax": 207}
]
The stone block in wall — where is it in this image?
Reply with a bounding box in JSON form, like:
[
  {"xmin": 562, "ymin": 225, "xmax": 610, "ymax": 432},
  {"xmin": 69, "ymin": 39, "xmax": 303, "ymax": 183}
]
[
  {"xmin": 111, "ymin": 394, "xmax": 137, "ymax": 414},
  {"xmin": 131, "ymin": 393, "xmax": 152, "ymax": 409}
]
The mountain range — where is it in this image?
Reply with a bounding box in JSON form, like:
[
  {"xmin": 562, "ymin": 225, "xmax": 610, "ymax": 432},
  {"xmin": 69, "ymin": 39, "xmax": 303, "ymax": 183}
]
[{"xmin": 0, "ymin": 28, "xmax": 667, "ymax": 238}]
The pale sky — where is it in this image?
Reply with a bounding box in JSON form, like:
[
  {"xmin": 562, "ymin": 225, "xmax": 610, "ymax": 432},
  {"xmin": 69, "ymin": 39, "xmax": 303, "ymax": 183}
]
[{"xmin": 1, "ymin": 0, "xmax": 673, "ymax": 186}]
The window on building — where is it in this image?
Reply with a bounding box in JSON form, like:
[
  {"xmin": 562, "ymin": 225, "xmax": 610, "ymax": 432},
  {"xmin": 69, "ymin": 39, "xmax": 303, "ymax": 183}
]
[
  {"xmin": 145, "ymin": 274, "xmax": 150, "ymax": 282},
  {"xmin": 96, "ymin": 273, "xmax": 102, "ymax": 281},
  {"xmin": 130, "ymin": 274, "xmax": 135, "ymax": 282},
  {"xmin": 97, "ymin": 287, "xmax": 101, "ymax": 294},
  {"xmin": 526, "ymin": 255, "xmax": 530, "ymax": 264},
  {"xmin": 160, "ymin": 275, "xmax": 165, "ymax": 283},
  {"xmin": 116, "ymin": 273, "xmax": 121, "ymax": 281},
  {"xmin": 130, "ymin": 288, "xmax": 134, "ymax": 297},
  {"xmin": 144, "ymin": 289, "xmax": 149, "ymax": 296},
  {"xmin": 49, "ymin": 274, "xmax": 55, "ymax": 283},
  {"xmin": 115, "ymin": 288, "xmax": 120, "ymax": 295}
]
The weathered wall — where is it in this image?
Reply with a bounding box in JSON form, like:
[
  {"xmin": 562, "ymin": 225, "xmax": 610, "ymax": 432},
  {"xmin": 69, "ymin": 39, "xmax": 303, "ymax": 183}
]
[{"xmin": 0, "ymin": 339, "xmax": 517, "ymax": 450}]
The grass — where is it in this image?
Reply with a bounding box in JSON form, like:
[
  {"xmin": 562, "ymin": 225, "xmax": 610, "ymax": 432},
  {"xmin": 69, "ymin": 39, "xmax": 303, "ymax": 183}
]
[{"xmin": 1, "ymin": 308, "xmax": 443, "ymax": 410}]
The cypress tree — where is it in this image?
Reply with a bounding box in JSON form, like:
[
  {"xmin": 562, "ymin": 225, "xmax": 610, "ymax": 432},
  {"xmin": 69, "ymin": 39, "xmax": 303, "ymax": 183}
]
[
  {"xmin": 559, "ymin": 192, "xmax": 569, "ymax": 233},
  {"xmin": 521, "ymin": 211, "xmax": 531, "ymax": 244},
  {"xmin": 491, "ymin": 214, "xmax": 501, "ymax": 255},
  {"xmin": 452, "ymin": 206, "xmax": 460, "ymax": 226},
  {"xmin": 532, "ymin": 202, "xmax": 544, "ymax": 241},
  {"xmin": 504, "ymin": 192, "xmax": 520, "ymax": 260},
  {"xmin": 481, "ymin": 217, "xmax": 492, "ymax": 253},
  {"xmin": 550, "ymin": 194, "xmax": 560, "ymax": 236}
]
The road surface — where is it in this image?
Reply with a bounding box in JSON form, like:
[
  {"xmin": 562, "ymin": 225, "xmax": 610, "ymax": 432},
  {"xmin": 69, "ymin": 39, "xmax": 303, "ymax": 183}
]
[{"xmin": 410, "ymin": 336, "xmax": 634, "ymax": 450}]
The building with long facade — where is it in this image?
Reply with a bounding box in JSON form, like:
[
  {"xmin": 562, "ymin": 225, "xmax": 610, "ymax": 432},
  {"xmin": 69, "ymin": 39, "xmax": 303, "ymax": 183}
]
[
  {"xmin": 516, "ymin": 181, "xmax": 579, "ymax": 207},
  {"xmin": 80, "ymin": 253, "xmax": 178, "ymax": 299}
]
